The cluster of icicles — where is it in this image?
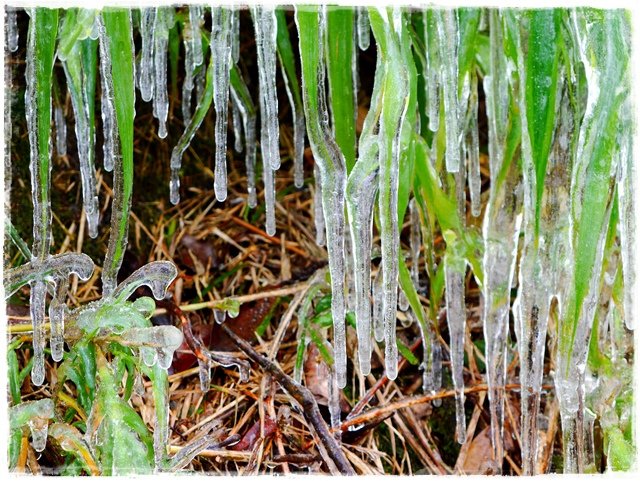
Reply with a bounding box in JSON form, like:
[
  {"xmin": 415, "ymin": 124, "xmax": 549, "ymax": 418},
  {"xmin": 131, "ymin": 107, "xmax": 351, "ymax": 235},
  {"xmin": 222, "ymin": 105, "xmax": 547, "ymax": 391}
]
[{"xmin": 7, "ymin": 5, "xmax": 635, "ymax": 475}]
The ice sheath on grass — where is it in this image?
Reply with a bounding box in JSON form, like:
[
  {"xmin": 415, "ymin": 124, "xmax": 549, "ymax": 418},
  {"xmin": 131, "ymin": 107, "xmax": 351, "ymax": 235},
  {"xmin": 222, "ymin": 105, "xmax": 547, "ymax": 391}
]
[
  {"xmin": 25, "ymin": 7, "xmax": 58, "ymax": 386},
  {"xmin": 99, "ymin": 9, "xmax": 135, "ymax": 298},
  {"xmin": 553, "ymin": 9, "xmax": 631, "ymax": 474},
  {"xmin": 296, "ymin": 5, "xmax": 348, "ymax": 388},
  {"xmin": 481, "ymin": 9, "xmax": 523, "ymax": 473}
]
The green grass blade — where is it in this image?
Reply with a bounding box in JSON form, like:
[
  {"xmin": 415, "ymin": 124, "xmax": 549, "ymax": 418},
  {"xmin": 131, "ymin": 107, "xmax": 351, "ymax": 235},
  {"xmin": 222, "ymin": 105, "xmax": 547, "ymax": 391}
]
[
  {"xmin": 326, "ymin": 7, "xmax": 356, "ymax": 172},
  {"xmin": 523, "ymin": 10, "xmax": 563, "ymax": 238}
]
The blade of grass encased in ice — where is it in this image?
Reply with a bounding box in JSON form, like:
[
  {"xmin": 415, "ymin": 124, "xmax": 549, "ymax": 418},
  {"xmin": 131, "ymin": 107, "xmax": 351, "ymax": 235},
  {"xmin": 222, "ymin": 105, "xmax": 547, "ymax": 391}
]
[{"xmin": 101, "ymin": 9, "xmax": 135, "ymax": 296}]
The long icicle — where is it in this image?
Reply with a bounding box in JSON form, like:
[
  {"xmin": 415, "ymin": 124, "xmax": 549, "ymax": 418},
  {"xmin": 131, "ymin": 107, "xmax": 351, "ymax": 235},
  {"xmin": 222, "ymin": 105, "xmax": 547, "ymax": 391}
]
[
  {"xmin": 62, "ymin": 39, "xmax": 100, "ymax": 238},
  {"xmin": 275, "ymin": 8, "xmax": 306, "ymax": 189},
  {"xmin": 170, "ymin": 55, "xmax": 215, "ymax": 205},
  {"xmin": 370, "ymin": 8, "xmax": 411, "ymax": 381},
  {"xmin": 252, "ymin": 6, "xmax": 281, "ymax": 172},
  {"xmin": 139, "ymin": 7, "xmax": 156, "ymax": 102},
  {"xmin": 153, "ymin": 8, "xmax": 171, "ymax": 139},
  {"xmin": 346, "ymin": 46, "xmax": 384, "ymax": 376},
  {"xmin": 212, "ymin": 7, "xmax": 232, "ymax": 202},
  {"xmin": 230, "ymin": 66, "xmax": 258, "ymax": 208}
]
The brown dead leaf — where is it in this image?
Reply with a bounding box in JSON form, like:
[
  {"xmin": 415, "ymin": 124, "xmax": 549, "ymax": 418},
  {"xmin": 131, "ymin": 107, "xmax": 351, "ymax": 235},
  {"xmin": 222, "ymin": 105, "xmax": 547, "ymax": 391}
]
[{"xmin": 303, "ymin": 344, "xmax": 350, "ymax": 412}]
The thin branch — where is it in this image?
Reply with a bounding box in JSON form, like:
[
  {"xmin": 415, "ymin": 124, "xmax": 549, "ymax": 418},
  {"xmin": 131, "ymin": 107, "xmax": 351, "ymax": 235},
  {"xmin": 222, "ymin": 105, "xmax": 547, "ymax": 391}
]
[
  {"xmin": 340, "ymin": 383, "xmax": 555, "ymax": 433},
  {"xmin": 220, "ymin": 323, "xmax": 355, "ymax": 475}
]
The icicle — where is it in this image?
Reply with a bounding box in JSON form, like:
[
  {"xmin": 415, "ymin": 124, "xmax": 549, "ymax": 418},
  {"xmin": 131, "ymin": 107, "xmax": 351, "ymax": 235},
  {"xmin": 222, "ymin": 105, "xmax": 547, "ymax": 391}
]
[
  {"xmin": 230, "ymin": 70, "xmax": 258, "ymax": 208},
  {"xmin": 346, "ymin": 156, "xmax": 378, "ymax": 374},
  {"xmin": 231, "ymin": 7, "xmax": 240, "ymax": 64},
  {"xmin": 54, "ymin": 106, "xmax": 67, "ymax": 157},
  {"xmin": 189, "ymin": 5, "xmax": 204, "ymax": 69},
  {"xmin": 62, "ymin": 43, "xmax": 100, "ymax": 239},
  {"xmin": 181, "ymin": 9, "xmax": 196, "ymax": 124},
  {"xmin": 122, "ymin": 326, "xmax": 184, "ymax": 370},
  {"xmin": 482, "ymin": 163, "xmax": 523, "ymax": 472},
  {"xmin": 313, "ymin": 163, "xmax": 325, "ymax": 246},
  {"xmin": 211, "ymin": 7, "xmax": 233, "ymax": 202},
  {"xmin": 231, "ymin": 99, "xmax": 243, "ymax": 153},
  {"xmin": 49, "ymin": 277, "xmax": 70, "ymax": 362},
  {"xmin": 25, "ymin": 8, "xmax": 56, "ymax": 386},
  {"xmin": 153, "ymin": 8, "xmax": 170, "ymax": 139},
  {"xmin": 252, "ymin": 6, "xmax": 281, "ymax": 171},
  {"xmin": 263, "ymin": 152, "xmax": 277, "ymax": 236},
  {"xmin": 7, "ymin": 7, "xmax": 19, "ymax": 52},
  {"xmin": 515, "ymin": 55, "xmax": 574, "ymax": 476},
  {"xmin": 436, "ymin": 9, "xmax": 460, "ymax": 173},
  {"xmin": 466, "ymin": 72, "xmax": 481, "ymax": 217},
  {"xmin": 97, "ymin": 17, "xmax": 117, "ymax": 173},
  {"xmin": 280, "ymin": 64, "xmax": 305, "ymax": 189},
  {"xmin": 139, "ymin": 8, "xmax": 156, "ymax": 102},
  {"xmin": 444, "ymin": 252, "xmax": 467, "ymax": 444},
  {"xmin": 30, "ymin": 281, "xmax": 47, "ymax": 386},
  {"xmin": 197, "ymin": 358, "xmax": 211, "ymax": 392},
  {"xmin": 377, "ymin": 18, "xmax": 410, "ymax": 381},
  {"xmin": 329, "ymin": 369, "xmax": 342, "ymax": 441},
  {"xmin": 356, "ymin": 7, "xmax": 370, "ymax": 51},
  {"xmin": 28, "ymin": 416, "xmax": 50, "ymax": 452},
  {"xmin": 425, "ymin": 11, "xmax": 440, "ymax": 133}
]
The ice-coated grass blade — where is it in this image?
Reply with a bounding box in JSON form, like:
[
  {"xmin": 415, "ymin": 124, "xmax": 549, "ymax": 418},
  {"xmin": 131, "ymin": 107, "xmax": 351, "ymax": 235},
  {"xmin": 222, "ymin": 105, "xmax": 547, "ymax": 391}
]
[
  {"xmin": 555, "ymin": 9, "xmax": 631, "ymax": 473},
  {"xmin": 57, "ymin": 8, "xmax": 96, "ymax": 61},
  {"xmin": 61, "ymin": 34, "xmax": 100, "ymax": 238},
  {"xmin": 296, "ymin": 5, "xmax": 348, "ymax": 388},
  {"xmin": 25, "ymin": 7, "xmax": 58, "ymax": 387},
  {"xmin": 100, "ymin": 9, "xmax": 135, "ymax": 297},
  {"xmin": 26, "ymin": 7, "xmax": 58, "ymax": 262}
]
